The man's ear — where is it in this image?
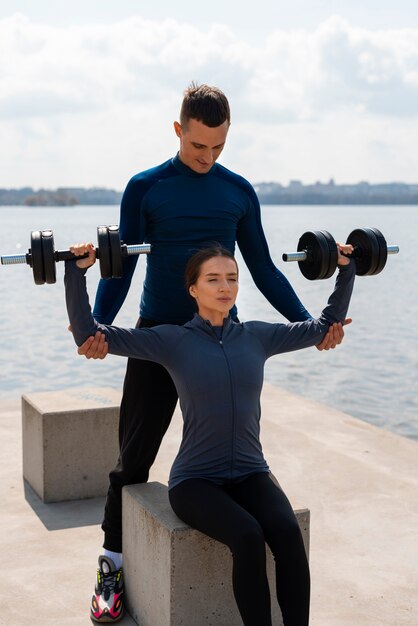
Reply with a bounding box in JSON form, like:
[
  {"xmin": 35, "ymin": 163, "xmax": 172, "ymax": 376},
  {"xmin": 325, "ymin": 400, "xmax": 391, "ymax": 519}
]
[{"xmin": 174, "ymin": 121, "xmax": 182, "ymax": 138}]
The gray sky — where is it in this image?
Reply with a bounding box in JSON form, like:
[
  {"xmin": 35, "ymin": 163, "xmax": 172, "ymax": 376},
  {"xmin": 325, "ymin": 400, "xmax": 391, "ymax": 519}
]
[{"xmin": 1, "ymin": 1, "xmax": 418, "ymax": 188}]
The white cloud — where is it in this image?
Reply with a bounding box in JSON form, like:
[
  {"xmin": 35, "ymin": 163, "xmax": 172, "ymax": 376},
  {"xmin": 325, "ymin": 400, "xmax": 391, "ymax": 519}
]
[
  {"xmin": 311, "ymin": 16, "xmax": 418, "ymax": 117},
  {"xmin": 245, "ymin": 16, "xmax": 418, "ymax": 120},
  {"xmin": 1, "ymin": 13, "xmax": 417, "ymax": 187}
]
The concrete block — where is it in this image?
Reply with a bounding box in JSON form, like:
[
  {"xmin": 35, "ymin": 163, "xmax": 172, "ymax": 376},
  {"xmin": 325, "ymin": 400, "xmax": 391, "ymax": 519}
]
[
  {"xmin": 22, "ymin": 387, "xmax": 121, "ymax": 503},
  {"xmin": 123, "ymin": 481, "xmax": 310, "ymax": 626}
]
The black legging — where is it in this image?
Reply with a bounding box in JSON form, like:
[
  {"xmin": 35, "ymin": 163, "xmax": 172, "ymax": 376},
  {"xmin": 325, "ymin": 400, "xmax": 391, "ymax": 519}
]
[{"xmin": 169, "ymin": 472, "xmax": 310, "ymax": 626}]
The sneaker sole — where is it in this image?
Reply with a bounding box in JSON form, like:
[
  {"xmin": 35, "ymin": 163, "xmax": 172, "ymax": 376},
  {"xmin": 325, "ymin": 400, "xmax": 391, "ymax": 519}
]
[{"xmin": 90, "ymin": 608, "xmax": 124, "ymax": 623}]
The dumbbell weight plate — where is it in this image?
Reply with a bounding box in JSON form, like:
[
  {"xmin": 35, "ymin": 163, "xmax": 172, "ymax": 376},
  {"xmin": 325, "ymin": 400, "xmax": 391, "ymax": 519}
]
[
  {"xmin": 108, "ymin": 225, "xmax": 123, "ymax": 279},
  {"xmin": 369, "ymin": 227, "xmax": 388, "ymax": 275},
  {"xmin": 319, "ymin": 230, "xmax": 338, "ymax": 279},
  {"xmin": 30, "ymin": 231, "xmax": 46, "ymax": 285},
  {"xmin": 346, "ymin": 228, "xmax": 380, "ymax": 276},
  {"xmin": 41, "ymin": 230, "xmax": 57, "ymax": 284},
  {"xmin": 97, "ymin": 226, "xmax": 112, "ymax": 279},
  {"xmin": 297, "ymin": 231, "xmax": 332, "ymax": 280}
]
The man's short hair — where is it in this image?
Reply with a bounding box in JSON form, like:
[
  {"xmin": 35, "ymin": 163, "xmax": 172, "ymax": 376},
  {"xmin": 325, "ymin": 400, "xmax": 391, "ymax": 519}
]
[{"xmin": 180, "ymin": 82, "xmax": 230, "ymax": 128}]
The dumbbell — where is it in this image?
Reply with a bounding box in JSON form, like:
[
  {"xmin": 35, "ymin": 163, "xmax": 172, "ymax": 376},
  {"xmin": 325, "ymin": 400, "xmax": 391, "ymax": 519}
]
[
  {"xmin": 282, "ymin": 228, "xmax": 399, "ymax": 280},
  {"xmin": 0, "ymin": 225, "xmax": 151, "ymax": 285}
]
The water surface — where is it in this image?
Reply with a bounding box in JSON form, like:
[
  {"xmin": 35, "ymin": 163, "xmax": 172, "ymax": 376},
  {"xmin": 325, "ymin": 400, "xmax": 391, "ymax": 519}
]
[{"xmin": 0, "ymin": 204, "xmax": 416, "ymax": 440}]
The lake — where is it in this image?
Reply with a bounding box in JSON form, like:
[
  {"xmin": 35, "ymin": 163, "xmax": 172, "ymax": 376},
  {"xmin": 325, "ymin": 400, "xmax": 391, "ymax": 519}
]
[{"xmin": 0, "ymin": 204, "xmax": 417, "ymax": 441}]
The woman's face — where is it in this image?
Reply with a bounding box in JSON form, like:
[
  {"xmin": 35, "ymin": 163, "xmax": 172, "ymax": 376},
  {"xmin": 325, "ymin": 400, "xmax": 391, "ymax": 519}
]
[{"xmin": 189, "ymin": 256, "xmax": 238, "ymax": 320}]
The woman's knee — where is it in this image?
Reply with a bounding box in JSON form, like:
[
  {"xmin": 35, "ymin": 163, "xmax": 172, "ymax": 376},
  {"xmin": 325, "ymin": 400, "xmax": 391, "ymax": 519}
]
[
  {"xmin": 269, "ymin": 515, "xmax": 305, "ymax": 555},
  {"xmin": 231, "ymin": 519, "xmax": 266, "ymax": 556},
  {"xmin": 285, "ymin": 516, "xmax": 303, "ymax": 540}
]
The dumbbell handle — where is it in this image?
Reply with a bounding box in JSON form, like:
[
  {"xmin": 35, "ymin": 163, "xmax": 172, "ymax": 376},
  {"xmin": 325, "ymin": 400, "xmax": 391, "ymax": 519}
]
[
  {"xmin": 282, "ymin": 244, "xmax": 399, "ymax": 263},
  {"xmin": 1, "ymin": 251, "xmax": 85, "ymax": 265},
  {"xmin": 1, "ymin": 243, "xmax": 151, "ymax": 266}
]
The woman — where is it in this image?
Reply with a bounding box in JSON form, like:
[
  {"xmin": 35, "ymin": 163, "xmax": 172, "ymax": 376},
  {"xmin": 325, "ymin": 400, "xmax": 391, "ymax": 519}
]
[{"xmin": 65, "ymin": 242, "xmax": 354, "ymax": 626}]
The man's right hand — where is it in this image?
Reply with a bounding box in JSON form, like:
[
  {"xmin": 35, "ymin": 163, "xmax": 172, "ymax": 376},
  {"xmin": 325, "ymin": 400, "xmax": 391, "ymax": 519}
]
[{"xmin": 74, "ymin": 330, "xmax": 109, "ymax": 359}]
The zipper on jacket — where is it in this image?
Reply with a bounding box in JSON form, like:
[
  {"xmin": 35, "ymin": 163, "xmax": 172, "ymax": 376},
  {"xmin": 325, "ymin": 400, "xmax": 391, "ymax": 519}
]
[
  {"xmin": 217, "ymin": 339, "xmax": 236, "ymax": 480},
  {"xmin": 205, "ymin": 321, "xmax": 236, "ymax": 479}
]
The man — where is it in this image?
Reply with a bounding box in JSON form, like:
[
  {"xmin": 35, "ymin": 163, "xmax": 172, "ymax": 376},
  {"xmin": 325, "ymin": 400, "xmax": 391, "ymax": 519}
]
[{"xmin": 82, "ymin": 83, "xmax": 348, "ymax": 623}]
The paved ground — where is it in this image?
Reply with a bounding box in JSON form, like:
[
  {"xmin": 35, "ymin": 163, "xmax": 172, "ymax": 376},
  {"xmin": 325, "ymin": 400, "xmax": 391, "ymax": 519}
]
[{"xmin": 1, "ymin": 383, "xmax": 417, "ymax": 625}]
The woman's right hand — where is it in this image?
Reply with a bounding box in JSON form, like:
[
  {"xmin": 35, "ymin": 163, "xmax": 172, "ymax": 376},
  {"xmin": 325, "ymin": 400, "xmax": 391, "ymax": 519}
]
[
  {"xmin": 336, "ymin": 243, "xmax": 353, "ymax": 266},
  {"xmin": 69, "ymin": 242, "xmax": 96, "ymax": 269}
]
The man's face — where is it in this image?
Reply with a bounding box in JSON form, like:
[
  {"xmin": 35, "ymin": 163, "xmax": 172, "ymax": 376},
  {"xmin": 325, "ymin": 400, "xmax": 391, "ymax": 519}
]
[{"xmin": 174, "ymin": 118, "xmax": 229, "ymax": 174}]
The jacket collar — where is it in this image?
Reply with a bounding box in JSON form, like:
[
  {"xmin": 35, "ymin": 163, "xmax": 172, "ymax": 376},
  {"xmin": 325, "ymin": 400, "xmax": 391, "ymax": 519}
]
[{"xmin": 185, "ymin": 313, "xmax": 234, "ymax": 337}]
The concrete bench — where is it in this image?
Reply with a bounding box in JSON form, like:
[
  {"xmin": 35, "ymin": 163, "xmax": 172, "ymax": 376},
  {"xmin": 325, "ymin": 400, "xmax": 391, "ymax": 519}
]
[
  {"xmin": 22, "ymin": 387, "xmax": 121, "ymax": 502},
  {"xmin": 123, "ymin": 481, "xmax": 310, "ymax": 626}
]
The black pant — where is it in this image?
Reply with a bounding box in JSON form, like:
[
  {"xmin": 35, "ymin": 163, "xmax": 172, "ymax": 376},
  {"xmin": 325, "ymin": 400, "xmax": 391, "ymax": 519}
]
[
  {"xmin": 169, "ymin": 473, "xmax": 310, "ymax": 626},
  {"xmin": 102, "ymin": 318, "xmax": 178, "ymax": 552}
]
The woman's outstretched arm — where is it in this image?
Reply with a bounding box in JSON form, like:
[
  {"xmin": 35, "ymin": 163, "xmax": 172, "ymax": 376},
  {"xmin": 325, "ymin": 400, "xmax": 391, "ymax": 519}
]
[
  {"xmin": 247, "ymin": 245, "xmax": 356, "ymax": 357},
  {"xmin": 64, "ymin": 243, "xmax": 176, "ymax": 365}
]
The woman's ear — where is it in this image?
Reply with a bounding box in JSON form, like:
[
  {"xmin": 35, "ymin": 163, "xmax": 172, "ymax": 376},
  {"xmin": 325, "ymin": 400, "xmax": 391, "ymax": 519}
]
[{"xmin": 189, "ymin": 285, "xmax": 197, "ymax": 299}]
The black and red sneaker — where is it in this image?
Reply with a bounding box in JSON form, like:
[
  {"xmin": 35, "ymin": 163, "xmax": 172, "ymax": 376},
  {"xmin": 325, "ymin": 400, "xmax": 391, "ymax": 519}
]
[{"xmin": 90, "ymin": 556, "xmax": 124, "ymax": 623}]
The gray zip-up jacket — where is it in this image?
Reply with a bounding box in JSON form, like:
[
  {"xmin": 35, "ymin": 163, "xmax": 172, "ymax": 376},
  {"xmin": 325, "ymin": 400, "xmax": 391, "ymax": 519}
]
[{"xmin": 65, "ymin": 260, "xmax": 355, "ymax": 489}]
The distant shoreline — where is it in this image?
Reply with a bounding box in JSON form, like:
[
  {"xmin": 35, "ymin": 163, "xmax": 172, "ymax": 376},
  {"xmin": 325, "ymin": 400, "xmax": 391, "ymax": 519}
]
[{"xmin": 1, "ymin": 181, "xmax": 418, "ymax": 206}]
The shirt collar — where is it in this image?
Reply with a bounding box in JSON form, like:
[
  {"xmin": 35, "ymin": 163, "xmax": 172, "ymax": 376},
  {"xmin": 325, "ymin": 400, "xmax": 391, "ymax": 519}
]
[{"xmin": 171, "ymin": 153, "xmax": 217, "ymax": 177}]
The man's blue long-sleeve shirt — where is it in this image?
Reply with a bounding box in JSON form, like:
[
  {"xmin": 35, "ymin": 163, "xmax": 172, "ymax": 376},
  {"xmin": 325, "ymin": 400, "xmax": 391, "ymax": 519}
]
[{"xmin": 93, "ymin": 154, "xmax": 311, "ymax": 325}]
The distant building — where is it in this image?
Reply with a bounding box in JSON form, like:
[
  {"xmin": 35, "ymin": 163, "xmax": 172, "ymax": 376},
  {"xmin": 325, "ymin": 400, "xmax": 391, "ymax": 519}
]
[{"xmin": 1, "ymin": 182, "xmax": 417, "ymax": 206}]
